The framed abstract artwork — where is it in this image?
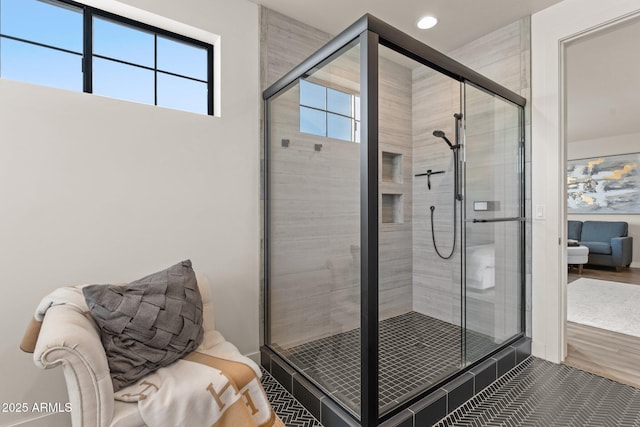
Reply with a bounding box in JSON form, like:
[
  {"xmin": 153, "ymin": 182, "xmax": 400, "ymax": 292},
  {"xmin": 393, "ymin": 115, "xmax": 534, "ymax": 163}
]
[{"xmin": 567, "ymin": 152, "xmax": 640, "ymax": 214}]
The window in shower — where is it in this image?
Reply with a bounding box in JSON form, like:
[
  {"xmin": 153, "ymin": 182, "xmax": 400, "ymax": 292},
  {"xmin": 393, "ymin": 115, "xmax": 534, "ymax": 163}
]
[{"xmin": 299, "ymin": 79, "xmax": 360, "ymax": 142}]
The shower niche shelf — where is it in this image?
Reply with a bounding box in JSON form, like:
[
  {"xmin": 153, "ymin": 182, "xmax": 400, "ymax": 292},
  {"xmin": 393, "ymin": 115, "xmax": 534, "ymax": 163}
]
[
  {"xmin": 381, "ymin": 193, "xmax": 403, "ymax": 224},
  {"xmin": 382, "ymin": 151, "xmax": 403, "ymax": 183}
]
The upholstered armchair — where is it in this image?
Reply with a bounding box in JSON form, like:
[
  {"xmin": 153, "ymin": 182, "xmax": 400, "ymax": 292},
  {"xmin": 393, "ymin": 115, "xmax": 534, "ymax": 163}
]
[
  {"xmin": 568, "ymin": 220, "xmax": 633, "ymax": 270},
  {"xmin": 21, "ymin": 276, "xmax": 259, "ymax": 427}
]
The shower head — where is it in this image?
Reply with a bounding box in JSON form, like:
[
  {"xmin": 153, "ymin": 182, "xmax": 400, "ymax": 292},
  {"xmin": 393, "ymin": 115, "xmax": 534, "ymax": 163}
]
[{"xmin": 432, "ymin": 130, "xmax": 454, "ymax": 148}]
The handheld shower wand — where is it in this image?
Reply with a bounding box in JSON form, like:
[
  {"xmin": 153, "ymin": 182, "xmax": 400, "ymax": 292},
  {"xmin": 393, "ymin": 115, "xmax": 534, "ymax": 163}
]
[
  {"xmin": 428, "ymin": 113, "xmax": 463, "ymax": 259},
  {"xmin": 432, "ymin": 128, "xmax": 462, "ymax": 201},
  {"xmin": 432, "ymin": 130, "xmax": 454, "ymax": 148},
  {"xmin": 433, "ymin": 129, "xmax": 462, "ymax": 151}
]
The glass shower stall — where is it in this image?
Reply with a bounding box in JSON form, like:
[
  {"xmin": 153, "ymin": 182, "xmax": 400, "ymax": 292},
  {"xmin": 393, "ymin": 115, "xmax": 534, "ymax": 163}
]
[{"xmin": 263, "ymin": 14, "xmax": 526, "ymax": 426}]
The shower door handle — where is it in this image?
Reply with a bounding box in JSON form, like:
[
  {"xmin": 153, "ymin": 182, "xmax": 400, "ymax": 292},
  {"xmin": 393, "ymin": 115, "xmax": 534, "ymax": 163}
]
[{"xmin": 471, "ymin": 217, "xmax": 525, "ymax": 223}]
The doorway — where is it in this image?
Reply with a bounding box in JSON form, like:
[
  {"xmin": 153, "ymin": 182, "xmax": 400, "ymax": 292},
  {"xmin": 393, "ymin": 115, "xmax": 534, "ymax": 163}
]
[{"xmin": 563, "ymin": 13, "xmax": 640, "ymax": 387}]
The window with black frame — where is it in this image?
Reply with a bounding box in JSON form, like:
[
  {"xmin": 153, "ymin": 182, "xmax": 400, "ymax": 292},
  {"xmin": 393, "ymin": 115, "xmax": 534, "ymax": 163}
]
[
  {"xmin": 0, "ymin": 0, "xmax": 84, "ymax": 92},
  {"xmin": 0, "ymin": 0, "xmax": 213, "ymax": 115}
]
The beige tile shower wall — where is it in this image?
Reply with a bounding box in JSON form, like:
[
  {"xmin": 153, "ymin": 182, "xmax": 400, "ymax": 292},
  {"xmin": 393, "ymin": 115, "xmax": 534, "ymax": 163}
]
[
  {"xmin": 412, "ymin": 18, "xmax": 531, "ymax": 337},
  {"xmin": 378, "ymin": 56, "xmax": 414, "ymax": 324},
  {"xmin": 268, "ymin": 76, "xmax": 362, "ymax": 347},
  {"xmin": 260, "ymin": 8, "xmax": 332, "ymax": 88},
  {"xmin": 412, "ymin": 67, "xmax": 463, "ymax": 325},
  {"xmin": 261, "ymin": 8, "xmax": 413, "ymax": 348}
]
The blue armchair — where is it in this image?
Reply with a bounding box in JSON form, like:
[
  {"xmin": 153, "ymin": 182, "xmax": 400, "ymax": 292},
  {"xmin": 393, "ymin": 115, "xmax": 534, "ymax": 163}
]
[{"xmin": 568, "ymin": 220, "xmax": 633, "ymax": 271}]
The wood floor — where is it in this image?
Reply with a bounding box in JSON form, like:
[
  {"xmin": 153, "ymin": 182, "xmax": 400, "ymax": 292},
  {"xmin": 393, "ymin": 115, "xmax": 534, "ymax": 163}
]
[
  {"xmin": 568, "ymin": 264, "xmax": 640, "ymax": 285},
  {"xmin": 565, "ymin": 265, "xmax": 640, "ymax": 388}
]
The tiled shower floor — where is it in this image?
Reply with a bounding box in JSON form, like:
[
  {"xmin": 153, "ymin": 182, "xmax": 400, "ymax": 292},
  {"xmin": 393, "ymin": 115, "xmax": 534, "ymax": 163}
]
[{"xmin": 273, "ymin": 311, "xmax": 496, "ymax": 413}]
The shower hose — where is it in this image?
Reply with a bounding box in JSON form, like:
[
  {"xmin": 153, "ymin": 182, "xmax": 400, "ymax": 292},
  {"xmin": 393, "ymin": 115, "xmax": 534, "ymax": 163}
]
[{"xmin": 430, "ymin": 149, "xmax": 459, "ymax": 260}]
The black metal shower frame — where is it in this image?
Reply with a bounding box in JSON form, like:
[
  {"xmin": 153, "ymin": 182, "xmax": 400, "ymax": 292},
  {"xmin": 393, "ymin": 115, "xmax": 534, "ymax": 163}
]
[{"xmin": 263, "ymin": 14, "xmax": 527, "ymax": 426}]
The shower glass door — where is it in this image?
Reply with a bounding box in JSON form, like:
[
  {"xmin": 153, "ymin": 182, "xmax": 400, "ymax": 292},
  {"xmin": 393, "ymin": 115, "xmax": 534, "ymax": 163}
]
[
  {"xmin": 376, "ymin": 44, "xmax": 464, "ymax": 415},
  {"xmin": 462, "ymin": 82, "xmax": 524, "ymax": 364}
]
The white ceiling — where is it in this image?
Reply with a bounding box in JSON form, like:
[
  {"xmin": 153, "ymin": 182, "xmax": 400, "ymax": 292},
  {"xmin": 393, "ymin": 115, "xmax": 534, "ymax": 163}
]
[
  {"xmin": 566, "ymin": 15, "xmax": 640, "ymax": 143},
  {"xmin": 249, "ymin": 0, "xmax": 563, "ymax": 52}
]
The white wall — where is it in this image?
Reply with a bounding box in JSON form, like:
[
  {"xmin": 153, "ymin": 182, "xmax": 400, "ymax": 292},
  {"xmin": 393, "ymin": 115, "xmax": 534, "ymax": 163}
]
[
  {"xmin": 568, "ymin": 132, "xmax": 640, "ymax": 159},
  {"xmin": 0, "ymin": 0, "xmax": 259, "ymax": 425},
  {"xmin": 568, "ymin": 132, "xmax": 640, "ymax": 268},
  {"xmin": 531, "ymin": 0, "xmax": 640, "ymax": 363}
]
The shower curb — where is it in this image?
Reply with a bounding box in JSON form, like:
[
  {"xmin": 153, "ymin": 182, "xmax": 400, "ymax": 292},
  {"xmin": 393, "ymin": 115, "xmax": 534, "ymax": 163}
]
[{"xmin": 261, "ymin": 336, "xmax": 531, "ymax": 427}]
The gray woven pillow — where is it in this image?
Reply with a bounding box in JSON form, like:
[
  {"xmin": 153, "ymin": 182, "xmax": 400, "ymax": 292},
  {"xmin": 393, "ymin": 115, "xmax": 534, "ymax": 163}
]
[{"xmin": 82, "ymin": 260, "xmax": 204, "ymax": 391}]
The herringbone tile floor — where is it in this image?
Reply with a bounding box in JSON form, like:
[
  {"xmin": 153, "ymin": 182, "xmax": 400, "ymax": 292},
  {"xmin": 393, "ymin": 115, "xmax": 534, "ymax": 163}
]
[
  {"xmin": 437, "ymin": 357, "xmax": 640, "ymax": 427},
  {"xmin": 262, "ymin": 368, "xmax": 323, "ymax": 427},
  {"xmin": 263, "ymin": 355, "xmax": 640, "ymax": 426}
]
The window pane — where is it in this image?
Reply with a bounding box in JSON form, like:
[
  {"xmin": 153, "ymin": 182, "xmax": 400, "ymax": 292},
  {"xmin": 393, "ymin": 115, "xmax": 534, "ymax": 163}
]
[
  {"xmin": 157, "ymin": 73, "xmax": 207, "ymax": 114},
  {"xmin": 93, "ymin": 17, "xmax": 154, "ymax": 67},
  {"xmin": 300, "ymin": 106, "xmax": 325, "ymax": 137},
  {"xmin": 354, "ymin": 95, "xmax": 361, "ymax": 121},
  {"xmin": 93, "ymin": 58, "xmax": 153, "ymax": 105},
  {"xmin": 327, "ymin": 88, "xmax": 352, "ymax": 116},
  {"xmin": 157, "ymin": 36, "xmax": 207, "ymax": 80},
  {"xmin": 300, "ymin": 79, "xmax": 325, "ymax": 109},
  {"xmin": 327, "ymin": 113, "xmax": 352, "ymax": 141},
  {"xmin": 0, "ymin": 38, "xmax": 82, "ymax": 91},
  {"xmin": 0, "ymin": 0, "xmax": 82, "ymax": 52}
]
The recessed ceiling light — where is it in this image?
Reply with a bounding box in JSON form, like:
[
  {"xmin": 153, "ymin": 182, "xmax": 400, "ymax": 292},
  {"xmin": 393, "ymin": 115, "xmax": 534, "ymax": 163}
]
[{"xmin": 417, "ymin": 16, "xmax": 438, "ymax": 30}]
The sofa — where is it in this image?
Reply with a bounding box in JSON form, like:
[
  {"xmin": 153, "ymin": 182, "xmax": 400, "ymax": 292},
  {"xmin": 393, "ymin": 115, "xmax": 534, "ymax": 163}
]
[{"xmin": 568, "ymin": 220, "xmax": 633, "ymax": 270}]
